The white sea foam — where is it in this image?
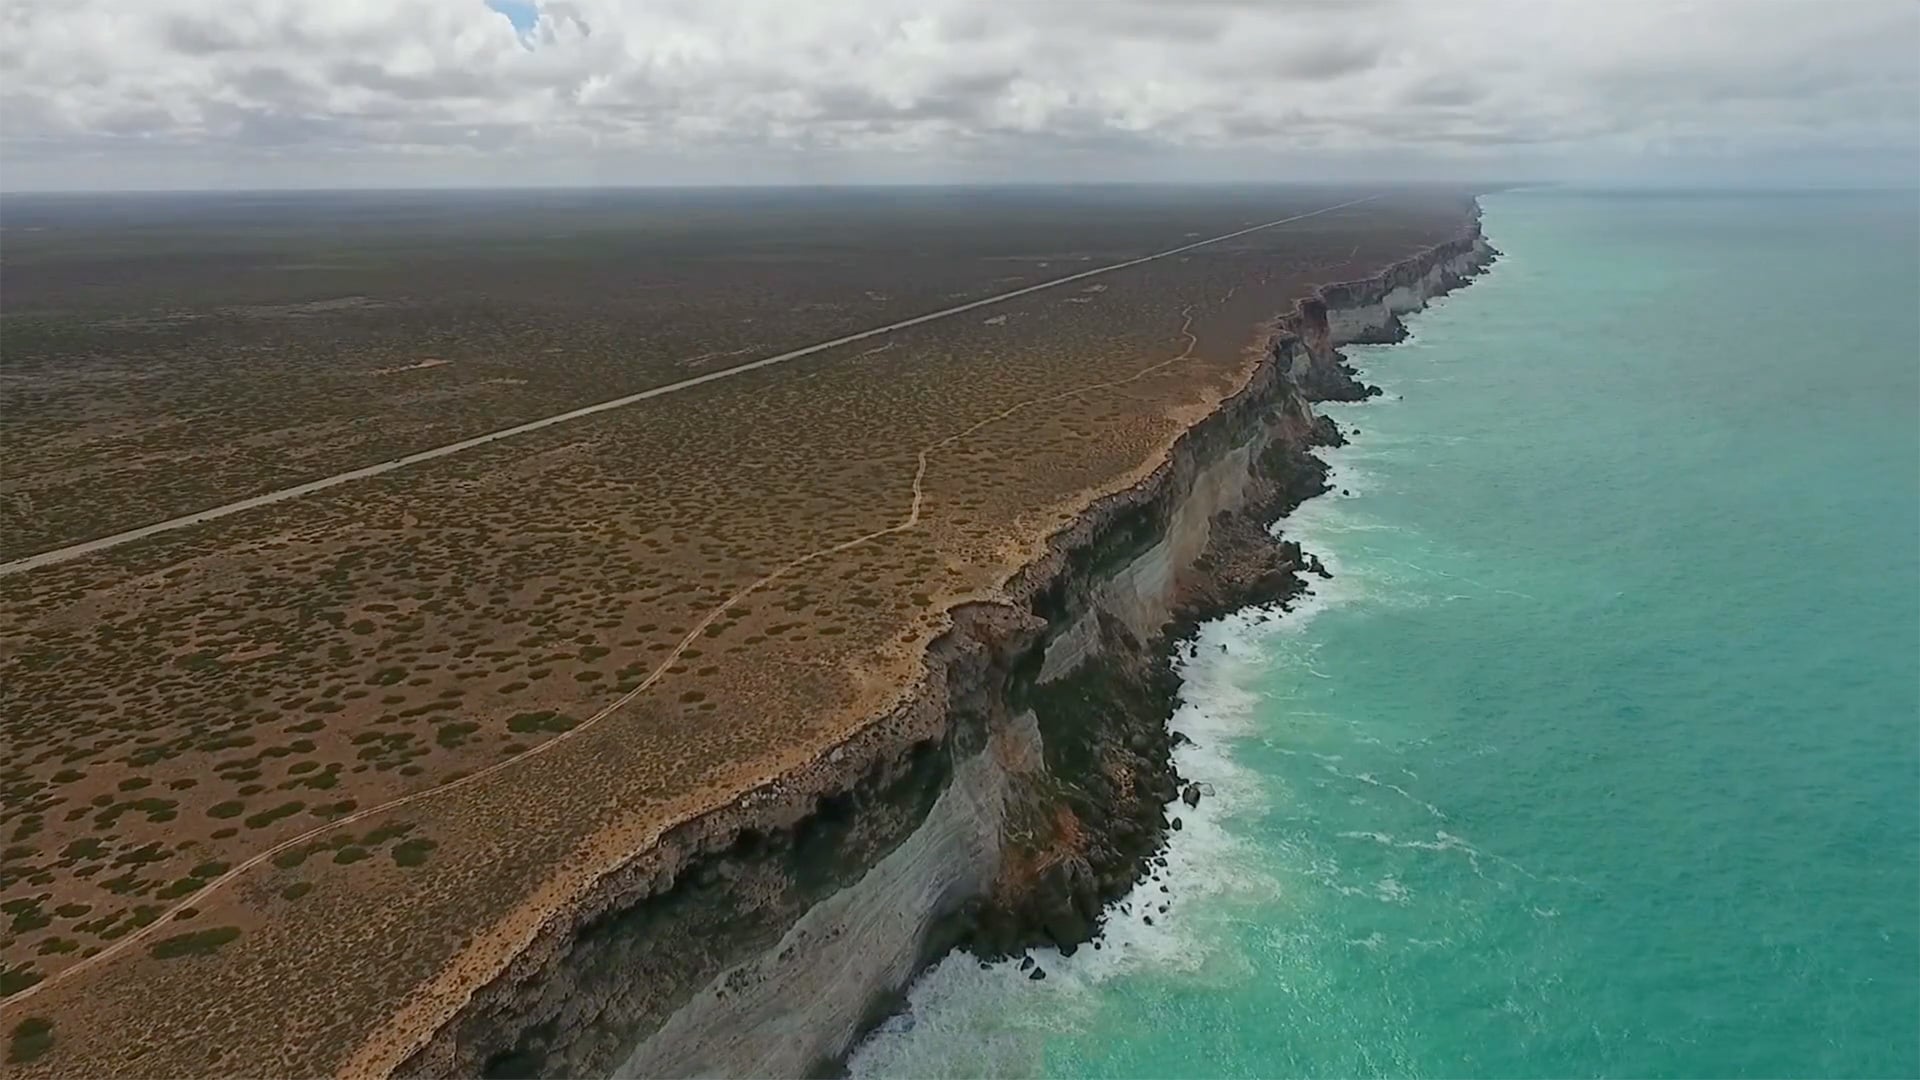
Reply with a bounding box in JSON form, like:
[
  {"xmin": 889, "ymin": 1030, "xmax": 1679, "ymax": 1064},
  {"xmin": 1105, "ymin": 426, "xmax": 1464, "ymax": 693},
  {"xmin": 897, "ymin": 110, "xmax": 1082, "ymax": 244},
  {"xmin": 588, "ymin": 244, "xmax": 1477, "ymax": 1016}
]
[
  {"xmin": 850, "ymin": 602, "xmax": 1327, "ymax": 1075},
  {"xmin": 1374, "ymin": 875, "xmax": 1412, "ymax": 904}
]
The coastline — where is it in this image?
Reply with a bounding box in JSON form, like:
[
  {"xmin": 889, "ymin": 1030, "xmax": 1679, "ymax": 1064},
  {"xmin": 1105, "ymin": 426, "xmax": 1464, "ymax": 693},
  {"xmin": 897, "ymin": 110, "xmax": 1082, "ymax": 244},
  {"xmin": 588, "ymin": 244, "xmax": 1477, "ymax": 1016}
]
[
  {"xmin": 847, "ymin": 215, "xmax": 1497, "ymax": 1074},
  {"xmin": 377, "ymin": 204, "xmax": 1500, "ymax": 1079}
]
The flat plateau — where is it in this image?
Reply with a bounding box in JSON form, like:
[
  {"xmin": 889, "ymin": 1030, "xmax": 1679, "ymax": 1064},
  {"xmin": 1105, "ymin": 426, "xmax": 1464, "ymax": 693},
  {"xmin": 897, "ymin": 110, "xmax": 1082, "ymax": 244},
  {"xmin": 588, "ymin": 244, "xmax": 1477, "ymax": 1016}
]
[{"xmin": 0, "ymin": 187, "xmax": 1488, "ymax": 1077}]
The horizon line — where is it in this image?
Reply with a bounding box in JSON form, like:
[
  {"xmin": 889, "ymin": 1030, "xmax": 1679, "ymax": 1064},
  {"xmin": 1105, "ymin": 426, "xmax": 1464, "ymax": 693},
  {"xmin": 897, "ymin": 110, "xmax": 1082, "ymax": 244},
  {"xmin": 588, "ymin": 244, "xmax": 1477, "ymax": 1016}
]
[
  {"xmin": 0, "ymin": 178, "xmax": 1521, "ymax": 197},
  {"xmin": 6, "ymin": 179, "xmax": 1917, "ymax": 199}
]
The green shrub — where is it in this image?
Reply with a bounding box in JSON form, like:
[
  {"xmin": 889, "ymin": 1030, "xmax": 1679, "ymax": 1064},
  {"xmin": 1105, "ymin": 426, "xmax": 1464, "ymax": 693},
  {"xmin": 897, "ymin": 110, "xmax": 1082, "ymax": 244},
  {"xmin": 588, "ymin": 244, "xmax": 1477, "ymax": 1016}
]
[
  {"xmin": 390, "ymin": 838, "xmax": 439, "ymax": 867},
  {"xmin": 505, "ymin": 711, "xmax": 575, "ymax": 735},
  {"xmin": 243, "ymin": 801, "xmax": 304, "ymax": 829},
  {"xmin": 7, "ymin": 1017, "xmax": 52, "ymax": 1064},
  {"xmin": 147, "ymin": 926, "xmax": 240, "ymax": 959},
  {"xmin": 435, "ymin": 721, "xmax": 479, "ymax": 748}
]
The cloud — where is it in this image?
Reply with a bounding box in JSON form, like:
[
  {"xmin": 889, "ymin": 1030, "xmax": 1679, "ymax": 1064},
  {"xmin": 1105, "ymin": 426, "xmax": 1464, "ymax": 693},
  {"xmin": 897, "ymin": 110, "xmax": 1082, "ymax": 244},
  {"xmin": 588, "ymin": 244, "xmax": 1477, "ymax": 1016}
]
[{"xmin": 0, "ymin": 0, "xmax": 1914, "ymax": 189}]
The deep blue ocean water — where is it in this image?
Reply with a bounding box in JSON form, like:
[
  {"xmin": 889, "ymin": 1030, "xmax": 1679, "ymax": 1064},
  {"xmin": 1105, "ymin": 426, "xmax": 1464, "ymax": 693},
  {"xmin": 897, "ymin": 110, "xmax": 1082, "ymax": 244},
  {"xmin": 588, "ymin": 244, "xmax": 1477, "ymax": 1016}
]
[{"xmin": 849, "ymin": 190, "xmax": 1920, "ymax": 1078}]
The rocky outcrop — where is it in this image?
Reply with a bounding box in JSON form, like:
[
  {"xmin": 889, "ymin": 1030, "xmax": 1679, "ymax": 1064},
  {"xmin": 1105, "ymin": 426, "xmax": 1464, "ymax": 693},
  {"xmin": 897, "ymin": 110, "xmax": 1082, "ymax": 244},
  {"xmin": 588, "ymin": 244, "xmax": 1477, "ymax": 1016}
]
[{"xmin": 396, "ymin": 209, "xmax": 1497, "ymax": 1080}]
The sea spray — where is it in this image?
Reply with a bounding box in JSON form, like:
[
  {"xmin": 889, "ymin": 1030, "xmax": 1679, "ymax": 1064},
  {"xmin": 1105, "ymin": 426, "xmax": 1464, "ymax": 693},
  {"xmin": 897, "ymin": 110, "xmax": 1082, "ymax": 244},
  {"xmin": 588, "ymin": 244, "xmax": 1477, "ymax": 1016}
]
[{"xmin": 849, "ymin": 607, "xmax": 1299, "ymax": 1079}]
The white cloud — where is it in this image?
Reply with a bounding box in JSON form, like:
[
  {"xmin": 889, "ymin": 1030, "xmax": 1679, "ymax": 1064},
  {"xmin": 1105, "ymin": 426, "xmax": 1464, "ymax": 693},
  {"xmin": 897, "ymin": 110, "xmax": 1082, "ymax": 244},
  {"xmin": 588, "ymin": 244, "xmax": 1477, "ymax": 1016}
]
[{"xmin": 1, "ymin": 0, "xmax": 1914, "ymax": 189}]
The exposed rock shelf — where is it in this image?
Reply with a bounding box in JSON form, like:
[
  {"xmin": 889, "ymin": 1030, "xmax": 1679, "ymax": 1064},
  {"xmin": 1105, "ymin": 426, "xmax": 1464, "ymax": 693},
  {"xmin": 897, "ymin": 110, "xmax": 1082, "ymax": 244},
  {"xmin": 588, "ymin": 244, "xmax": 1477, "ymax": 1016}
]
[{"xmin": 396, "ymin": 208, "xmax": 1498, "ymax": 1080}]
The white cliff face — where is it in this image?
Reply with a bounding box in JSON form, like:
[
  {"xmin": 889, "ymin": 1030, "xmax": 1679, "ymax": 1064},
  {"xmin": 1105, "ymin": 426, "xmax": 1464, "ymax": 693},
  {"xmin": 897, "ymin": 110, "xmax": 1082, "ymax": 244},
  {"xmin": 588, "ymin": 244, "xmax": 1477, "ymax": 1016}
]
[
  {"xmin": 1036, "ymin": 441, "xmax": 1259, "ymax": 685},
  {"xmin": 615, "ymin": 710, "xmax": 1044, "ymax": 1078},
  {"xmin": 1326, "ymin": 241, "xmax": 1493, "ymax": 346}
]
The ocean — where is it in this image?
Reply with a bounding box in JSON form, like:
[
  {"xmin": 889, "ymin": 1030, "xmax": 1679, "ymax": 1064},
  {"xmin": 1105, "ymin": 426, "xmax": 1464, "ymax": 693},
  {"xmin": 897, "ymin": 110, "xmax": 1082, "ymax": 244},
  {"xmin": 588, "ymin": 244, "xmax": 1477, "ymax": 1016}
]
[{"xmin": 847, "ymin": 189, "xmax": 1920, "ymax": 1078}]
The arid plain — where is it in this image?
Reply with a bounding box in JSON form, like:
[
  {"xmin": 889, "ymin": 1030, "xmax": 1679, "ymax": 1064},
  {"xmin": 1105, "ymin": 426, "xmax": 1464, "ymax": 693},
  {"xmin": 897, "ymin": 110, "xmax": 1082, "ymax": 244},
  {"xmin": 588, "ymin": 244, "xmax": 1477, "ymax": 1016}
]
[{"xmin": 0, "ymin": 186, "xmax": 1474, "ymax": 1074}]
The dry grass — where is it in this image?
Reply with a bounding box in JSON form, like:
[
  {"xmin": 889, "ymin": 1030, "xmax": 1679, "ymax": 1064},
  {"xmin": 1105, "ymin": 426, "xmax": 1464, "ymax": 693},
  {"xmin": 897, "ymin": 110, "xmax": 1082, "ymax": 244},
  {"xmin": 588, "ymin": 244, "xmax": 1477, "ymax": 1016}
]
[{"xmin": 0, "ymin": 189, "xmax": 1474, "ymax": 1076}]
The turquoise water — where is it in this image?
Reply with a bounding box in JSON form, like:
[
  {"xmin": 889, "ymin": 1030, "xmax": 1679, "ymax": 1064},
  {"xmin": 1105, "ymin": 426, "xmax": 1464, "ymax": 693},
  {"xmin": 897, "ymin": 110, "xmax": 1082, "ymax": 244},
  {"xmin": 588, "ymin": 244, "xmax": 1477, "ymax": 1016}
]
[{"xmin": 850, "ymin": 190, "xmax": 1920, "ymax": 1078}]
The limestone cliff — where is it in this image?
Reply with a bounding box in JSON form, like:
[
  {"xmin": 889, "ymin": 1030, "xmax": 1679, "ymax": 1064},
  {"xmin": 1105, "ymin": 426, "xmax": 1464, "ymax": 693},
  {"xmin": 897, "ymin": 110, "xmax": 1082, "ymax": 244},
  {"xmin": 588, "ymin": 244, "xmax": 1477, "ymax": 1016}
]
[{"xmin": 396, "ymin": 209, "xmax": 1498, "ymax": 1080}]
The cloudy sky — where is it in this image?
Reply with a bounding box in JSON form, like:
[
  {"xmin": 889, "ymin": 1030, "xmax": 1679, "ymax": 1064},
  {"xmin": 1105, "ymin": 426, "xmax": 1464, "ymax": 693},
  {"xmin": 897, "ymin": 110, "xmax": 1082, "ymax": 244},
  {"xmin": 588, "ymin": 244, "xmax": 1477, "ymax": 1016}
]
[{"xmin": 2, "ymin": 0, "xmax": 1916, "ymax": 191}]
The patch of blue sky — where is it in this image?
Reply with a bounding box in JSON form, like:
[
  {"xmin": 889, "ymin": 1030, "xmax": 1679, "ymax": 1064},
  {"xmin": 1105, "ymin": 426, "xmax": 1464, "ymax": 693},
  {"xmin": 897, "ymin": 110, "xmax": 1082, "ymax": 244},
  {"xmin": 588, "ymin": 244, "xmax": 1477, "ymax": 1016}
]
[{"xmin": 485, "ymin": 0, "xmax": 539, "ymax": 42}]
